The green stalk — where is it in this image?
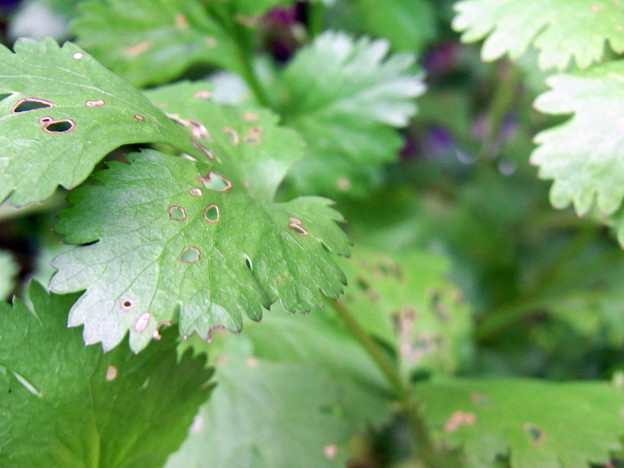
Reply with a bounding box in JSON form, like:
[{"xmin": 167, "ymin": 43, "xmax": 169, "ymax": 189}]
[{"xmin": 327, "ymin": 298, "xmax": 455, "ymax": 468}]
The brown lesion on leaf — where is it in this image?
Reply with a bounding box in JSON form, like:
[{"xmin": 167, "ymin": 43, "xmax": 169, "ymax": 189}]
[
  {"xmin": 242, "ymin": 125, "xmax": 264, "ymax": 146},
  {"xmin": 288, "ymin": 217, "xmax": 308, "ymax": 236},
  {"xmin": 222, "ymin": 127, "xmax": 240, "ymax": 145},
  {"xmin": 354, "ymin": 275, "xmax": 380, "ymax": 301},
  {"xmin": 242, "ymin": 112, "xmax": 258, "ymax": 122},
  {"xmin": 125, "ymin": 41, "xmax": 151, "ymax": 56},
  {"xmin": 443, "ymin": 411, "xmax": 477, "ymax": 433},
  {"xmin": 523, "ymin": 423, "xmax": 545, "ymax": 446},
  {"xmin": 189, "ymin": 119, "xmax": 210, "ymax": 140},
  {"xmin": 189, "ymin": 187, "xmax": 203, "ymax": 197},
  {"xmin": 134, "ymin": 114, "xmax": 145, "ymax": 122},
  {"xmin": 198, "ymin": 171, "xmax": 233, "ymax": 192},
  {"xmin": 134, "ymin": 312, "xmax": 152, "ymax": 332},
  {"xmin": 42, "ymin": 119, "xmax": 75, "ymax": 134},
  {"xmin": 105, "ymin": 365, "xmax": 117, "ymax": 381},
  {"xmin": 85, "ymin": 99, "xmax": 105, "ymax": 107},
  {"xmin": 470, "ymin": 392, "xmax": 493, "ymax": 409},
  {"xmin": 428, "ymin": 288, "xmax": 450, "ymax": 322},
  {"xmin": 191, "ymin": 138, "xmax": 215, "ymax": 160},
  {"xmin": 12, "ymin": 97, "xmax": 55, "ymax": 113},
  {"xmin": 175, "ymin": 13, "xmax": 188, "ymax": 28}
]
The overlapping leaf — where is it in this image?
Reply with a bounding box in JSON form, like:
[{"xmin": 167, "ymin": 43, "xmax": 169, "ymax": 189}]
[
  {"xmin": 453, "ymin": 0, "xmax": 624, "ymax": 70},
  {"xmin": 50, "ymin": 84, "xmax": 349, "ymax": 352},
  {"xmin": 416, "ymin": 378, "xmax": 624, "ymax": 468},
  {"xmin": 0, "ymin": 38, "xmax": 201, "ymax": 206},
  {"xmin": 275, "ymin": 31, "xmax": 425, "ymax": 196},
  {"xmin": 338, "ymin": 247, "xmax": 473, "ymax": 377},
  {"xmin": 0, "ymin": 281, "xmax": 213, "ymax": 468},
  {"xmin": 0, "ymin": 250, "xmax": 18, "ymax": 300},
  {"xmin": 530, "ymin": 62, "xmax": 624, "ymax": 218},
  {"xmin": 168, "ymin": 307, "xmax": 392, "ymax": 468},
  {"xmin": 72, "ymin": 0, "xmax": 243, "ymax": 87}
]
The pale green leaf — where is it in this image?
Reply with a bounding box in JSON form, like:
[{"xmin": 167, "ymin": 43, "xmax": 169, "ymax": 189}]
[
  {"xmin": 72, "ymin": 0, "xmax": 242, "ymax": 87},
  {"xmin": 0, "ymin": 250, "xmax": 18, "ymax": 300},
  {"xmin": 276, "ymin": 31, "xmax": 425, "ymax": 196},
  {"xmin": 0, "ymin": 38, "xmax": 201, "ymax": 206},
  {"xmin": 50, "ymin": 148, "xmax": 349, "ymax": 352},
  {"xmin": 531, "ymin": 62, "xmax": 624, "ymax": 216},
  {"xmin": 416, "ymin": 378, "xmax": 624, "ymax": 468},
  {"xmin": 453, "ymin": 0, "xmax": 624, "ymax": 70},
  {"xmin": 0, "ymin": 281, "xmax": 213, "ymax": 468},
  {"xmin": 339, "ymin": 247, "xmax": 473, "ymax": 377}
]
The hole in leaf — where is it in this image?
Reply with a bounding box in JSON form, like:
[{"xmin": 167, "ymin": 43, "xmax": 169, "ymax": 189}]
[
  {"xmin": 207, "ymin": 325, "xmax": 225, "ymax": 342},
  {"xmin": 198, "ymin": 171, "xmax": 232, "ymax": 192},
  {"xmin": 72, "ymin": 51, "xmax": 84, "ymax": 59},
  {"xmin": 85, "ymin": 99, "xmax": 105, "ymax": 107},
  {"xmin": 192, "ymin": 138, "xmax": 215, "ymax": 159},
  {"xmin": 38, "ymin": 116, "xmax": 53, "ymax": 124},
  {"xmin": 134, "ymin": 312, "xmax": 151, "ymax": 332},
  {"xmin": 189, "ymin": 188, "xmax": 203, "ymax": 197},
  {"xmin": 43, "ymin": 119, "xmax": 75, "ymax": 134},
  {"xmin": 203, "ymin": 204, "xmax": 219, "ymax": 222},
  {"xmin": 134, "ymin": 114, "xmax": 145, "ymax": 122},
  {"xmin": 106, "ymin": 365, "xmax": 117, "ymax": 381},
  {"xmin": 120, "ymin": 298, "xmax": 135, "ymax": 312},
  {"xmin": 12, "ymin": 97, "xmax": 54, "ymax": 113},
  {"xmin": 288, "ymin": 217, "xmax": 308, "ymax": 236},
  {"xmin": 179, "ymin": 246, "xmax": 201, "ymax": 264},
  {"xmin": 189, "ymin": 119, "xmax": 210, "ymax": 139},
  {"xmin": 524, "ymin": 423, "xmax": 545, "ymax": 445},
  {"xmin": 243, "ymin": 136, "xmax": 261, "ymax": 146},
  {"xmin": 152, "ymin": 321, "xmax": 172, "ymax": 340},
  {"xmin": 248, "ymin": 126, "xmax": 264, "ymax": 136},
  {"xmin": 245, "ymin": 256, "xmax": 253, "ymax": 271},
  {"xmin": 222, "ymin": 127, "xmax": 239, "ymax": 145},
  {"xmin": 169, "ymin": 205, "xmax": 187, "ymax": 221}
]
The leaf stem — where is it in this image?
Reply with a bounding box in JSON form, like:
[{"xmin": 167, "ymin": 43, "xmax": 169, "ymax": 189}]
[{"xmin": 326, "ymin": 297, "xmax": 453, "ymax": 468}]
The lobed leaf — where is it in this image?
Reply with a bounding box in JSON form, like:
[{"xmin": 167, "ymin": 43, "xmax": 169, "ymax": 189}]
[
  {"xmin": 531, "ymin": 61, "xmax": 624, "ymax": 217},
  {"xmin": 0, "ymin": 281, "xmax": 213, "ymax": 468},
  {"xmin": 453, "ymin": 0, "xmax": 624, "ymax": 70},
  {"xmin": 0, "ymin": 38, "xmax": 202, "ymax": 206},
  {"xmin": 72, "ymin": 0, "xmax": 242, "ymax": 87},
  {"xmin": 50, "ymin": 147, "xmax": 349, "ymax": 352},
  {"xmin": 416, "ymin": 378, "xmax": 624, "ymax": 468},
  {"xmin": 275, "ymin": 31, "xmax": 425, "ymax": 196}
]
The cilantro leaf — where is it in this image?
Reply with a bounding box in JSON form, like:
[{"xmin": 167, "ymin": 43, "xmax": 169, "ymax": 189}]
[
  {"xmin": 167, "ymin": 337, "xmax": 354, "ymax": 468},
  {"xmin": 531, "ymin": 62, "xmax": 624, "ymax": 216},
  {"xmin": 339, "ymin": 247, "xmax": 473, "ymax": 377},
  {"xmin": 416, "ymin": 378, "xmax": 624, "ymax": 468},
  {"xmin": 275, "ymin": 31, "xmax": 425, "ymax": 196},
  {"xmin": 72, "ymin": 0, "xmax": 242, "ymax": 87},
  {"xmin": 0, "ymin": 250, "xmax": 18, "ymax": 300},
  {"xmin": 50, "ymin": 148, "xmax": 349, "ymax": 352},
  {"xmin": 453, "ymin": 0, "xmax": 624, "ymax": 70},
  {"xmin": 0, "ymin": 38, "xmax": 200, "ymax": 206},
  {"xmin": 0, "ymin": 281, "xmax": 213, "ymax": 468}
]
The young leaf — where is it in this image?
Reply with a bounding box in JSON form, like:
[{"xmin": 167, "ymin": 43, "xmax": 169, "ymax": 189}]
[
  {"xmin": 72, "ymin": 0, "xmax": 242, "ymax": 87},
  {"xmin": 275, "ymin": 31, "xmax": 425, "ymax": 196},
  {"xmin": 339, "ymin": 247, "xmax": 473, "ymax": 377},
  {"xmin": 416, "ymin": 378, "xmax": 624, "ymax": 468},
  {"xmin": 166, "ymin": 337, "xmax": 355, "ymax": 468},
  {"xmin": 531, "ymin": 62, "xmax": 624, "ymax": 217},
  {"xmin": 0, "ymin": 38, "xmax": 200, "ymax": 206},
  {"xmin": 50, "ymin": 149, "xmax": 349, "ymax": 352},
  {"xmin": 0, "ymin": 281, "xmax": 213, "ymax": 468},
  {"xmin": 0, "ymin": 250, "xmax": 18, "ymax": 300},
  {"xmin": 453, "ymin": 0, "xmax": 624, "ymax": 70}
]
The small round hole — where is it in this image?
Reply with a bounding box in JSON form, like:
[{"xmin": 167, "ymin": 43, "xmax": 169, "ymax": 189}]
[{"xmin": 203, "ymin": 205, "xmax": 219, "ymax": 223}]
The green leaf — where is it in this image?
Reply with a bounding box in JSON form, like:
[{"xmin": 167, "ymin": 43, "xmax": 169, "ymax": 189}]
[
  {"xmin": 416, "ymin": 378, "xmax": 624, "ymax": 468},
  {"xmin": 351, "ymin": 0, "xmax": 437, "ymax": 52},
  {"xmin": 453, "ymin": 0, "xmax": 624, "ymax": 70},
  {"xmin": 0, "ymin": 38, "xmax": 200, "ymax": 206},
  {"xmin": 531, "ymin": 62, "xmax": 624, "ymax": 217},
  {"xmin": 276, "ymin": 31, "xmax": 425, "ymax": 196},
  {"xmin": 0, "ymin": 281, "xmax": 213, "ymax": 468},
  {"xmin": 0, "ymin": 250, "xmax": 18, "ymax": 300},
  {"xmin": 72, "ymin": 0, "xmax": 242, "ymax": 87},
  {"xmin": 169, "ymin": 305, "xmax": 393, "ymax": 468},
  {"xmin": 50, "ymin": 148, "xmax": 349, "ymax": 352},
  {"xmin": 338, "ymin": 247, "xmax": 473, "ymax": 377}
]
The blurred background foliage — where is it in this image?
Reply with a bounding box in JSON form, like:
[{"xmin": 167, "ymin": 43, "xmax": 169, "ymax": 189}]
[{"xmin": 2, "ymin": 0, "xmax": 624, "ymax": 466}]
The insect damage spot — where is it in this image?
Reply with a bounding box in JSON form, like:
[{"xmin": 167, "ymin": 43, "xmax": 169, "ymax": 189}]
[
  {"xmin": 206, "ymin": 325, "xmax": 225, "ymax": 342},
  {"xmin": 242, "ymin": 112, "xmax": 258, "ymax": 122},
  {"xmin": 222, "ymin": 127, "xmax": 240, "ymax": 145},
  {"xmin": 191, "ymin": 138, "xmax": 215, "ymax": 159},
  {"xmin": 105, "ymin": 365, "xmax": 117, "ymax": 381},
  {"xmin": 323, "ymin": 444, "xmax": 338, "ymax": 460},
  {"xmin": 245, "ymin": 256, "xmax": 253, "ymax": 271},
  {"xmin": 193, "ymin": 90, "xmax": 212, "ymax": 100},
  {"xmin": 524, "ymin": 423, "xmax": 545, "ymax": 445},
  {"xmin": 189, "ymin": 119, "xmax": 210, "ymax": 140},
  {"xmin": 120, "ymin": 298, "xmax": 135, "ymax": 312},
  {"xmin": 288, "ymin": 217, "xmax": 308, "ymax": 236},
  {"xmin": 125, "ymin": 41, "xmax": 151, "ymax": 56},
  {"xmin": 12, "ymin": 97, "xmax": 54, "ymax": 113},
  {"xmin": 243, "ymin": 136, "xmax": 260, "ymax": 146},
  {"xmin": 169, "ymin": 205, "xmax": 187, "ymax": 221},
  {"xmin": 152, "ymin": 321, "xmax": 172, "ymax": 340},
  {"xmin": 42, "ymin": 119, "xmax": 75, "ymax": 134},
  {"xmin": 134, "ymin": 114, "xmax": 145, "ymax": 122},
  {"xmin": 134, "ymin": 312, "xmax": 151, "ymax": 332},
  {"xmin": 72, "ymin": 51, "xmax": 84, "ymax": 59},
  {"xmin": 203, "ymin": 205, "xmax": 220, "ymax": 222},
  {"xmin": 85, "ymin": 99, "xmax": 105, "ymax": 107},
  {"xmin": 175, "ymin": 13, "xmax": 188, "ymax": 28},
  {"xmin": 198, "ymin": 171, "xmax": 232, "ymax": 192},
  {"xmin": 246, "ymin": 357, "xmax": 259, "ymax": 369},
  {"xmin": 590, "ymin": 4, "xmax": 600, "ymax": 12},
  {"xmin": 337, "ymin": 177, "xmax": 351, "ymax": 191},
  {"xmin": 444, "ymin": 411, "xmax": 477, "ymax": 433},
  {"xmin": 179, "ymin": 246, "xmax": 201, "ymax": 264},
  {"xmin": 189, "ymin": 187, "xmax": 203, "ymax": 197}
]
